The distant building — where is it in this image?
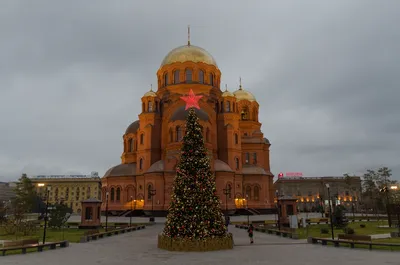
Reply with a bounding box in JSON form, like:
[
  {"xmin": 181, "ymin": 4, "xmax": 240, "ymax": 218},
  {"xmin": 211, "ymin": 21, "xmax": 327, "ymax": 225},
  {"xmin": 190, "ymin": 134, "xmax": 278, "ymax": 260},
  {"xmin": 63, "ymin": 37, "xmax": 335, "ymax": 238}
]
[
  {"xmin": 274, "ymin": 176, "xmax": 362, "ymax": 211},
  {"xmin": 0, "ymin": 182, "xmax": 15, "ymax": 202},
  {"xmin": 30, "ymin": 172, "xmax": 101, "ymax": 214}
]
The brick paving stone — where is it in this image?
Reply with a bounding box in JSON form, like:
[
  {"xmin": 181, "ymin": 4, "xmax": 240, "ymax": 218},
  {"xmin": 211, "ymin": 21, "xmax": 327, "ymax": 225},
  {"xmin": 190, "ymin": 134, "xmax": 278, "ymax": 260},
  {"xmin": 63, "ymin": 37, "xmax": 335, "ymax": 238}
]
[{"xmin": 1, "ymin": 224, "xmax": 399, "ymax": 265}]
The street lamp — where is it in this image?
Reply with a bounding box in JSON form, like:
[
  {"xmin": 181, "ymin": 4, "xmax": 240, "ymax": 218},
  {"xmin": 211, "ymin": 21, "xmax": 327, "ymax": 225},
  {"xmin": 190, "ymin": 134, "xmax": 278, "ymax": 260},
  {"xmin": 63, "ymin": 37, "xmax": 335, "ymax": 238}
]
[
  {"xmin": 42, "ymin": 186, "xmax": 51, "ymax": 244},
  {"xmin": 130, "ymin": 196, "xmax": 133, "ymax": 227},
  {"xmin": 276, "ymin": 190, "xmax": 281, "ymax": 230},
  {"xmin": 150, "ymin": 189, "xmax": 156, "ymax": 219},
  {"xmin": 223, "ymin": 185, "xmax": 231, "ymax": 214},
  {"xmin": 326, "ymin": 183, "xmax": 334, "ymax": 240},
  {"xmin": 105, "ymin": 192, "xmax": 109, "ymax": 232},
  {"xmin": 245, "ymin": 194, "xmax": 249, "ymax": 225}
]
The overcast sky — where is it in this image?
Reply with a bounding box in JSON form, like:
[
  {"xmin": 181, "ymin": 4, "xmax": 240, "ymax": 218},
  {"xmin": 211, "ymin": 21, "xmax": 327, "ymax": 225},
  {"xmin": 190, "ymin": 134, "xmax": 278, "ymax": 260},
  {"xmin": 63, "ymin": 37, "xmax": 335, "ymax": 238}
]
[{"xmin": 1, "ymin": 0, "xmax": 399, "ymax": 181}]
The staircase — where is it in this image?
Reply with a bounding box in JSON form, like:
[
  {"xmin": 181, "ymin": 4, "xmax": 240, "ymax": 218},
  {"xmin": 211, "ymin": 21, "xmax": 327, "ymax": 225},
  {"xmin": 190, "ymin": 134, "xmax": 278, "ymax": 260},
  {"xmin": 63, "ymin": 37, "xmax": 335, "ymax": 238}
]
[{"xmin": 118, "ymin": 210, "xmax": 130, "ymax": 217}]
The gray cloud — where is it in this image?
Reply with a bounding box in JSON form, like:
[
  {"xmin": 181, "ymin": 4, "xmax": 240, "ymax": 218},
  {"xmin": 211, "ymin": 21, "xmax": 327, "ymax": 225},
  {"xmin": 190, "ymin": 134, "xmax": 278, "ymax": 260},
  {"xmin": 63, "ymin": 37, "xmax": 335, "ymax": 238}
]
[{"xmin": 1, "ymin": 0, "xmax": 399, "ymax": 181}]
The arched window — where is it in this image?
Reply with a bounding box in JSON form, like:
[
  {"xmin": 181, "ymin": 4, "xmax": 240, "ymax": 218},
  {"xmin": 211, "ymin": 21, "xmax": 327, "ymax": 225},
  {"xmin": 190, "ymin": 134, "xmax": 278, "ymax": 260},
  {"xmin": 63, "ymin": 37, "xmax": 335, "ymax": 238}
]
[
  {"xmin": 116, "ymin": 187, "xmax": 121, "ymax": 201},
  {"xmin": 209, "ymin": 73, "xmax": 214, "ymax": 86},
  {"xmin": 241, "ymin": 107, "xmax": 249, "ymax": 120},
  {"xmin": 111, "ymin": 188, "xmax": 115, "ymax": 202},
  {"xmin": 128, "ymin": 139, "xmax": 133, "ymax": 152},
  {"xmin": 164, "ymin": 73, "xmax": 168, "ymax": 86},
  {"xmin": 234, "ymin": 133, "xmax": 239, "ymax": 144},
  {"xmin": 139, "ymin": 158, "xmax": 143, "ymax": 170},
  {"xmin": 174, "ymin": 70, "xmax": 180, "ymax": 84},
  {"xmin": 140, "ymin": 134, "xmax": 144, "ymax": 145},
  {"xmin": 142, "ymin": 102, "xmax": 145, "ymax": 112},
  {"xmin": 176, "ymin": 126, "xmax": 182, "ymax": 142},
  {"xmin": 253, "ymin": 153, "xmax": 257, "ymax": 164},
  {"xmin": 245, "ymin": 153, "xmax": 250, "ymax": 164},
  {"xmin": 227, "ymin": 184, "xmax": 232, "ymax": 199},
  {"xmin": 147, "ymin": 184, "xmax": 153, "ymax": 200},
  {"xmin": 127, "ymin": 187, "xmax": 134, "ymax": 201},
  {"xmin": 199, "ymin": 70, "xmax": 204, "ymax": 83},
  {"xmin": 233, "ymin": 102, "xmax": 235, "ymax": 112},
  {"xmin": 185, "ymin": 69, "xmax": 192, "ymax": 83},
  {"xmin": 245, "ymin": 186, "xmax": 251, "ymax": 200},
  {"xmin": 235, "ymin": 157, "xmax": 240, "ymax": 170},
  {"xmin": 148, "ymin": 101, "xmax": 153, "ymax": 112},
  {"xmin": 254, "ymin": 186, "xmax": 259, "ymax": 201},
  {"xmin": 206, "ymin": 128, "xmax": 210, "ymax": 142},
  {"xmin": 225, "ymin": 101, "xmax": 231, "ymax": 112}
]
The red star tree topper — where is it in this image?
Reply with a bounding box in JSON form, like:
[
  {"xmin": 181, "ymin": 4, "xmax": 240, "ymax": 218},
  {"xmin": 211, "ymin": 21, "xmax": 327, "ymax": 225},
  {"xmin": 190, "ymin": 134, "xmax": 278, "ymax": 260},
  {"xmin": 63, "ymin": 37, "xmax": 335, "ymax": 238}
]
[{"xmin": 180, "ymin": 89, "xmax": 202, "ymax": 110}]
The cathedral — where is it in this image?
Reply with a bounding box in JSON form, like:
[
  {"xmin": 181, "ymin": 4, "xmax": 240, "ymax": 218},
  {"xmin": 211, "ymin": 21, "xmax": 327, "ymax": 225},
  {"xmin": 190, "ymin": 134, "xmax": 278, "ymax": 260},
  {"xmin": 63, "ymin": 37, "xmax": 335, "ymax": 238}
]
[{"xmin": 101, "ymin": 39, "xmax": 275, "ymax": 216}]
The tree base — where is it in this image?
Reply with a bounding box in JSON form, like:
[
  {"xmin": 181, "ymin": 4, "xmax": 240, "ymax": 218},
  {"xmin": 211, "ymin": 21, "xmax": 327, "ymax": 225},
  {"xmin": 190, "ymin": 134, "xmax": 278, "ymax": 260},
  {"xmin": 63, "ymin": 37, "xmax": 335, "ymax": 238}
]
[{"xmin": 157, "ymin": 233, "xmax": 234, "ymax": 252}]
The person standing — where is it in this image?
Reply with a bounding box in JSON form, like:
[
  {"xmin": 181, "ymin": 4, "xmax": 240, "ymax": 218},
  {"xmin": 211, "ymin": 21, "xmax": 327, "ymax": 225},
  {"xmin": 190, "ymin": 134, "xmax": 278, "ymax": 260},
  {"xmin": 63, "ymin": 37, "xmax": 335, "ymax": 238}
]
[{"xmin": 247, "ymin": 224, "xmax": 254, "ymax": 244}]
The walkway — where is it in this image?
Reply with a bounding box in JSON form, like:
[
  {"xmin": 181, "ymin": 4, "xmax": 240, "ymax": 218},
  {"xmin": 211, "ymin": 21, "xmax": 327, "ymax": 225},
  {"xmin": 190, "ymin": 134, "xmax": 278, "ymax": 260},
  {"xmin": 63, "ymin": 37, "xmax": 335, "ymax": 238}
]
[{"xmin": 1, "ymin": 225, "xmax": 399, "ymax": 265}]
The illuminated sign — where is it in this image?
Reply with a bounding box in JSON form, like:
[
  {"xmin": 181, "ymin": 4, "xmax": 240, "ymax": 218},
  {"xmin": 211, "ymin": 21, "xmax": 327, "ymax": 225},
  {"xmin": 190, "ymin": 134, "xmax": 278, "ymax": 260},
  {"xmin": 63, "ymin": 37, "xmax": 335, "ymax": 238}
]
[{"xmin": 286, "ymin": 172, "xmax": 303, "ymax": 177}]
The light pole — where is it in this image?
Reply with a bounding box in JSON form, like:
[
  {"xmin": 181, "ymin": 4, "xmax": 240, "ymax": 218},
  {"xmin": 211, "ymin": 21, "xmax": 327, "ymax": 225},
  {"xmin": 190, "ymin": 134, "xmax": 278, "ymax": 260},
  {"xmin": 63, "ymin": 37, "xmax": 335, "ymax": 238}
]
[
  {"xmin": 150, "ymin": 189, "xmax": 156, "ymax": 219},
  {"xmin": 130, "ymin": 196, "xmax": 133, "ymax": 227},
  {"xmin": 326, "ymin": 184, "xmax": 334, "ymax": 240},
  {"xmin": 42, "ymin": 186, "xmax": 51, "ymax": 244},
  {"xmin": 223, "ymin": 185, "xmax": 231, "ymax": 214},
  {"xmin": 105, "ymin": 192, "xmax": 109, "ymax": 232},
  {"xmin": 245, "ymin": 194, "xmax": 249, "ymax": 225},
  {"xmin": 276, "ymin": 190, "xmax": 281, "ymax": 231}
]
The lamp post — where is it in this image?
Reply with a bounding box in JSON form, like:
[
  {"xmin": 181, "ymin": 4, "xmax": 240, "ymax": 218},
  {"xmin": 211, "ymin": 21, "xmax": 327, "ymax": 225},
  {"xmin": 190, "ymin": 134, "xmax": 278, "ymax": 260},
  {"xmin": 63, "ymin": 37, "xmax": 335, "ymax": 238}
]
[
  {"xmin": 276, "ymin": 190, "xmax": 281, "ymax": 231},
  {"xmin": 326, "ymin": 183, "xmax": 334, "ymax": 240},
  {"xmin": 130, "ymin": 196, "xmax": 133, "ymax": 227},
  {"xmin": 42, "ymin": 186, "xmax": 51, "ymax": 244},
  {"xmin": 223, "ymin": 185, "xmax": 231, "ymax": 214},
  {"xmin": 245, "ymin": 194, "xmax": 249, "ymax": 225},
  {"xmin": 105, "ymin": 192, "xmax": 109, "ymax": 232},
  {"xmin": 150, "ymin": 189, "xmax": 156, "ymax": 218}
]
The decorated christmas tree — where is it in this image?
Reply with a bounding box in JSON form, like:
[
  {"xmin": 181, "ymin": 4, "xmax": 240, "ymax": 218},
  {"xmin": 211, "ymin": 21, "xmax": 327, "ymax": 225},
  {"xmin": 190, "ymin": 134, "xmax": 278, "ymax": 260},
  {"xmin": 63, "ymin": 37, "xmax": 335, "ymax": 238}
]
[{"xmin": 162, "ymin": 89, "xmax": 227, "ymax": 241}]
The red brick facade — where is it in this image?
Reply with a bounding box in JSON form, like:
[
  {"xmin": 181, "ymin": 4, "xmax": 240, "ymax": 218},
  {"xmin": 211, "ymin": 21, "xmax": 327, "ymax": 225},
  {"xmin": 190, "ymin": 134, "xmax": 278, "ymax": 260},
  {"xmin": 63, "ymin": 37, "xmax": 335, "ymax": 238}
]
[{"xmin": 101, "ymin": 44, "xmax": 275, "ymax": 214}]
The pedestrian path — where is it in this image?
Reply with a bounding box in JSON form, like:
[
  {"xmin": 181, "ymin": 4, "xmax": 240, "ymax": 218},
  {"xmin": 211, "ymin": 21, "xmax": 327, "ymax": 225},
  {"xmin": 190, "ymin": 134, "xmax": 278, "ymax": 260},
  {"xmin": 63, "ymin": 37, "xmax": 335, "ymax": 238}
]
[{"xmin": 1, "ymin": 224, "xmax": 399, "ymax": 265}]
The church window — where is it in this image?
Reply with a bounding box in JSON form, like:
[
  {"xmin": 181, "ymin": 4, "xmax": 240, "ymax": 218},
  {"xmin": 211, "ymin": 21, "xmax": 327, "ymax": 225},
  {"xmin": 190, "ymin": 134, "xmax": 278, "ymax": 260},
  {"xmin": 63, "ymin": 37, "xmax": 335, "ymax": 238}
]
[
  {"xmin": 110, "ymin": 188, "xmax": 115, "ymax": 202},
  {"xmin": 155, "ymin": 101, "xmax": 158, "ymax": 112},
  {"xmin": 148, "ymin": 101, "xmax": 153, "ymax": 112},
  {"xmin": 164, "ymin": 73, "xmax": 168, "ymax": 86},
  {"xmin": 233, "ymin": 102, "xmax": 235, "ymax": 112},
  {"xmin": 253, "ymin": 153, "xmax": 257, "ymax": 164},
  {"xmin": 254, "ymin": 186, "xmax": 260, "ymax": 201},
  {"xmin": 209, "ymin": 73, "xmax": 214, "ymax": 86},
  {"xmin": 235, "ymin": 157, "xmax": 240, "ymax": 170},
  {"xmin": 245, "ymin": 153, "xmax": 250, "ymax": 164},
  {"xmin": 174, "ymin": 70, "xmax": 180, "ymax": 84},
  {"xmin": 225, "ymin": 101, "xmax": 231, "ymax": 112},
  {"xmin": 234, "ymin": 133, "xmax": 239, "ymax": 144},
  {"xmin": 140, "ymin": 134, "xmax": 144, "ymax": 145},
  {"xmin": 245, "ymin": 186, "xmax": 251, "ymax": 200},
  {"xmin": 185, "ymin": 69, "xmax": 192, "ymax": 83},
  {"xmin": 139, "ymin": 158, "xmax": 143, "ymax": 170},
  {"xmin": 128, "ymin": 139, "xmax": 134, "ymax": 152},
  {"xmin": 176, "ymin": 126, "xmax": 182, "ymax": 141},
  {"xmin": 215, "ymin": 102, "xmax": 219, "ymax": 113},
  {"xmin": 227, "ymin": 184, "xmax": 232, "ymax": 199},
  {"xmin": 199, "ymin": 70, "xmax": 204, "ymax": 83},
  {"xmin": 206, "ymin": 128, "xmax": 210, "ymax": 142},
  {"xmin": 116, "ymin": 187, "xmax": 121, "ymax": 201},
  {"xmin": 241, "ymin": 107, "xmax": 249, "ymax": 120},
  {"xmin": 142, "ymin": 103, "xmax": 145, "ymax": 112}
]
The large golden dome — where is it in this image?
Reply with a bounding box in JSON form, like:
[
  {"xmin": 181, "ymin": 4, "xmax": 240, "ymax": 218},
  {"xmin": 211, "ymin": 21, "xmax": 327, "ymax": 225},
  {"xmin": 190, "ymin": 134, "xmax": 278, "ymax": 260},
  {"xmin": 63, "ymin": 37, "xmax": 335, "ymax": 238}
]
[
  {"xmin": 161, "ymin": 44, "xmax": 218, "ymax": 67},
  {"xmin": 234, "ymin": 88, "xmax": 256, "ymax": 102}
]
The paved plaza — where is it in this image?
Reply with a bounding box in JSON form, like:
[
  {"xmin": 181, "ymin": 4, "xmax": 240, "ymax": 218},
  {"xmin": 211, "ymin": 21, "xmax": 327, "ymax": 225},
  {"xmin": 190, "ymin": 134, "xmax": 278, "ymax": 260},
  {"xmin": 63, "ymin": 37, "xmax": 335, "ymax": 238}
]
[{"xmin": 2, "ymin": 225, "xmax": 399, "ymax": 265}]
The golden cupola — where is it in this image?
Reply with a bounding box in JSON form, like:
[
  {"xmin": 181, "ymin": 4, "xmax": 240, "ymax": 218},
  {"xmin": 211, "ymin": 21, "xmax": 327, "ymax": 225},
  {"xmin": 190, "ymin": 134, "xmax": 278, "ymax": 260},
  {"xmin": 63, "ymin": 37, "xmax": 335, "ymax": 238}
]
[{"xmin": 233, "ymin": 79, "xmax": 256, "ymax": 102}]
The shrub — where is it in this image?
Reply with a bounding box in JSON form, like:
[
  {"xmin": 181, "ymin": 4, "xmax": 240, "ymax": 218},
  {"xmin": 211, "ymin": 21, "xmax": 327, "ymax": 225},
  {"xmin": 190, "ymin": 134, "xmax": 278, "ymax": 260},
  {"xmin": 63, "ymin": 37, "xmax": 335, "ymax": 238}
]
[
  {"xmin": 343, "ymin": 227, "xmax": 355, "ymax": 234},
  {"xmin": 320, "ymin": 228, "xmax": 329, "ymax": 234},
  {"xmin": 360, "ymin": 224, "xmax": 366, "ymax": 228}
]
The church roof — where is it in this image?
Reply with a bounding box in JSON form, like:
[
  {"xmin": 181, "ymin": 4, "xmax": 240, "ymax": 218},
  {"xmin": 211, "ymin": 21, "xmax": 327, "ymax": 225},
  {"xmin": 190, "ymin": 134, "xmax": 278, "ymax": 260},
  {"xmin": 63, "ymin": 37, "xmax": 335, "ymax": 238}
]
[
  {"xmin": 146, "ymin": 160, "xmax": 165, "ymax": 173},
  {"xmin": 103, "ymin": 163, "xmax": 137, "ymax": 178},
  {"xmin": 242, "ymin": 165, "xmax": 268, "ymax": 175},
  {"xmin": 170, "ymin": 106, "xmax": 209, "ymax": 121},
  {"xmin": 125, "ymin": 120, "xmax": 140, "ymax": 134},
  {"xmin": 161, "ymin": 44, "xmax": 218, "ymax": 67},
  {"xmin": 214, "ymin": 160, "xmax": 234, "ymax": 172}
]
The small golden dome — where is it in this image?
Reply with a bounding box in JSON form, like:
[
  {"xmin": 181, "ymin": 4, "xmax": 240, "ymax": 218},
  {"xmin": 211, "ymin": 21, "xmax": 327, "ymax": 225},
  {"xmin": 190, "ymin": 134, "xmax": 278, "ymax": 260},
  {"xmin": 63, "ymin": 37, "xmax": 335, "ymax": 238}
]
[
  {"xmin": 143, "ymin": 85, "xmax": 157, "ymax": 97},
  {"xmin": 221, "ymin": 84, "xmax": 234, "ymax": 97},
  {"xmin": 233, "ymin": 87, "xmax": 256, "ymax": 102},
  {"xmin": 161, "ymin": 44, "xmax": 217, "ymax": 67}
]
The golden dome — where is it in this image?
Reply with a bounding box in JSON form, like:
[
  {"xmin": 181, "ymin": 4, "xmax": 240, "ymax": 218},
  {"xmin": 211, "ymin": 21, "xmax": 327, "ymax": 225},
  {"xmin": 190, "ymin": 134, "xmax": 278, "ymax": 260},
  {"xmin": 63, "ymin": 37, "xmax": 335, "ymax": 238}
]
[
  {"xmin": 143, "ymin": 86, "xmax": 157, "ymax": 97},
  {"xmin": 221, "ymin": 85, "xmax": 235, "ymax": 97},
  {"xmin": 161, "ymin": 44, "xmax": 218, "ymax": 67},
  {"xmin": 233, "ymin": 87, "xmax": 256, "ymax": 102}
]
